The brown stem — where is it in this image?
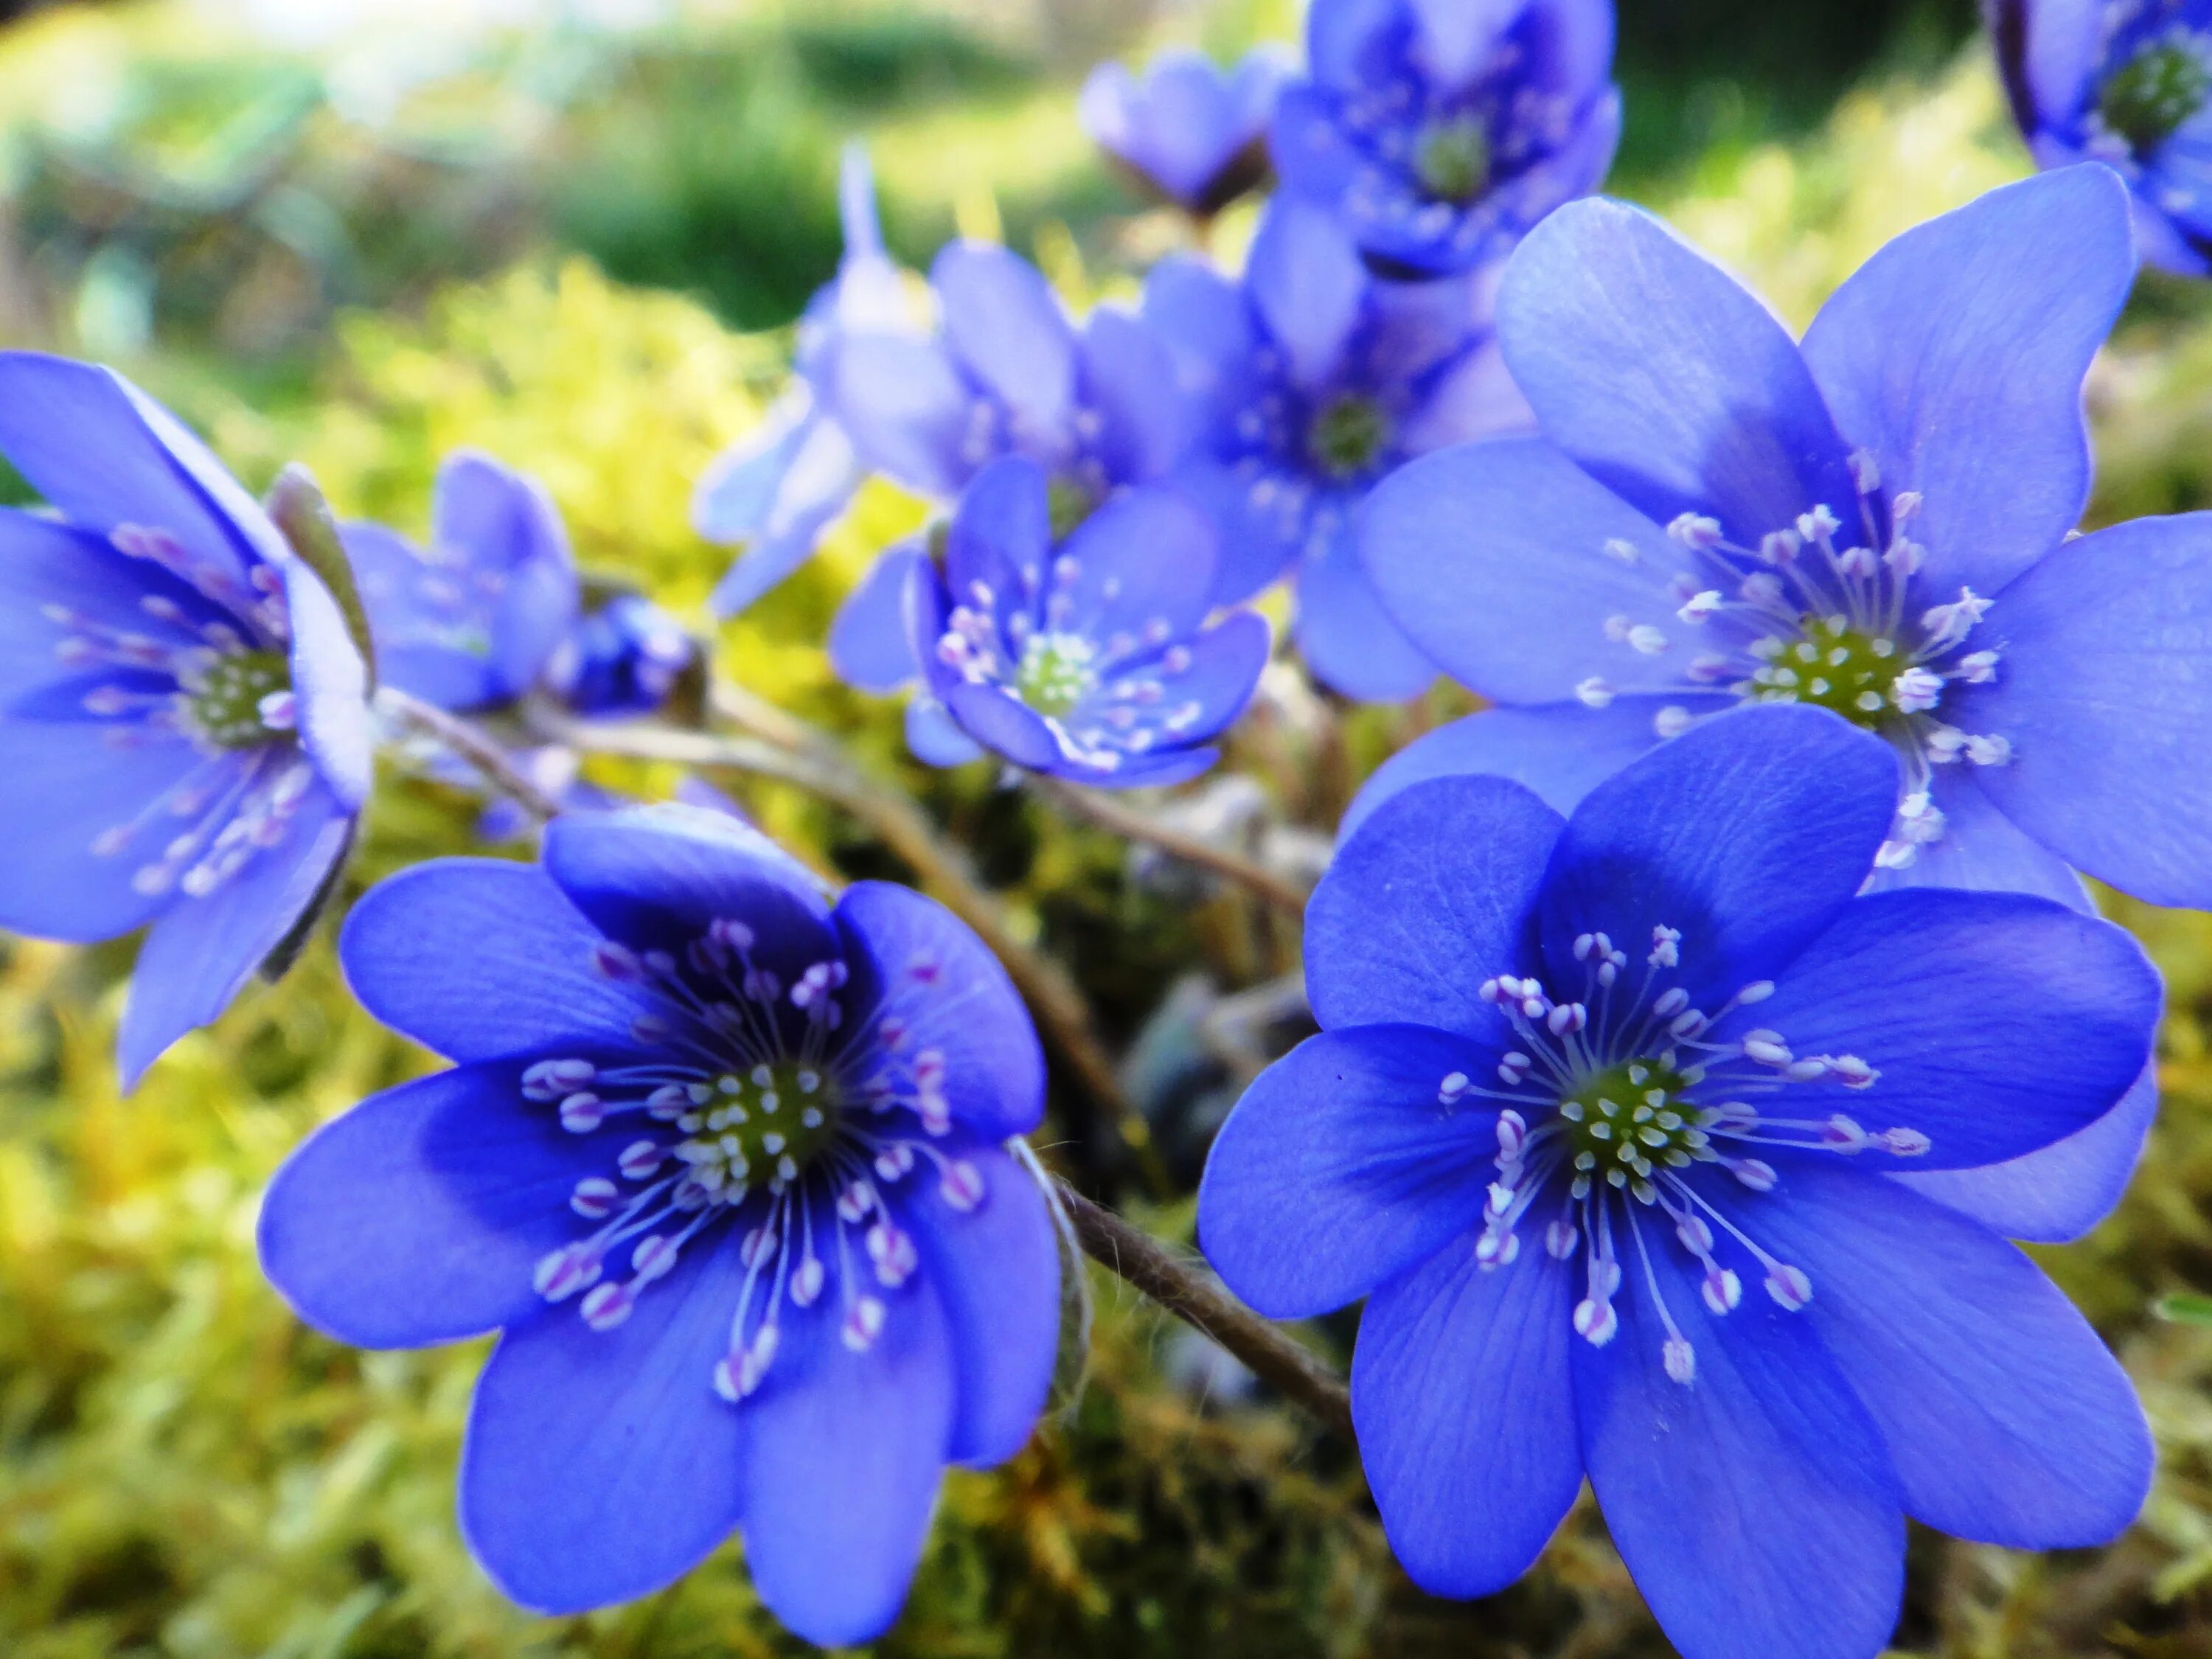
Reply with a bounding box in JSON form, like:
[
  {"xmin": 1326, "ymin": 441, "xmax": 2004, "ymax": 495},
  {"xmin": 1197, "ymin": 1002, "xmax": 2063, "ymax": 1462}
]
[
  {"xmin": 1051, "ymin": 1178, "xmax": 1354, "ymax": 1440},
  {"xmin": 529, "ymin": 709, "xmax": 1166, "ymax": 1186},
  {"xmin": 1032, "ymin": 776, "xmax": 1310, "ymax": 918},
  {"xmin": 378, "ymin": 687, "xmax": 567, "ymax": 823}
]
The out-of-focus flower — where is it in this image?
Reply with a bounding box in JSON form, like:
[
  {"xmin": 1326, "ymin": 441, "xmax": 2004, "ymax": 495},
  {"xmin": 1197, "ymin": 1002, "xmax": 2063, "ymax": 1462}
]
[
  {"xmin": 0, "ymin": 353, "xmax": 372, "ymax": 1086},
  {"xmin": 1200, "ymin": 706, "xmax": 2158, "ymax": 1659},
  {"xmin": 260, "ymin": 804, "xmax": 1062, "ymax": 1646},
  {"xmin": 542, "ymin": 591, "xmax": 695, "ymax": 718},
  {"xmin": 1079, "ymin": 45, "xmax": 1296, "ymax": 215},
  {"xmin": 1271, "ymin": 0, "xmax": 1620, "ymax": 276},
  {"xmin": 1992, "ymin": 0, "xmax": 2212, "ymax": 274},
  {"xmin": 909, "ymin": 456, "xmax": 1269, "ymax": 787},
  {"xmin": 1144, "ymin": 198, "xmax": 1529, "ymax": 701}
]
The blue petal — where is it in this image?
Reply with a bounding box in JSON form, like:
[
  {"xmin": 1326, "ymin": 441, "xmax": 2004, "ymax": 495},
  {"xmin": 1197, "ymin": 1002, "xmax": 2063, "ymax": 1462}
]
[
  {"xmin": 1537, "ymin": 704, "xmax": 1898, "ymax": 1009},
  {"xmin": 832, "ymin": 333, "xmax": 973, "ymax": 498},
  {"xmin": 1352, "ymin": 1243, "xmax": 1579, "ymax": 1599},
  {"xmin": 731, "ymin": 1230, "xmax": 956, "ymax": 1646},
  {"xmin": 1573, "ymin": 1239, "xmax": 1905, "ymax": 1659},
  {"xmin": 0, "ymin": 717, "xmax": 207, "ymax": 942},
  {"xmin": 0, "ymin": 352, "xmax": 285, "ymax": 582},
  {"xmin": 1141, "ymin": 256, "xmax": 1259, "ymax": 419},
  {"xmin": 1341, "ymin": 698, "xmax": 1700, "ymax": 842},
  {"xmin": 692, "ymin": 389, "xmax": 815, "ymax": 543},
  {"xmin": 433, "ymin": 451, "xmax": 579, "ymax": 696},
  {"xmin": 893, "ymin": 1138, "xmax": 1060, "ymax": 1467},
  {"xmin": 258, "ymin": 1060, "xmax": 582, "ymax": 1348},
  {"xmin": 1799, "ymin": 167, "xmax": 2134, "ymax": 597},
  {"xmin": 0, "ymin": 508, "xmax": 220, "ymax": 703},
  {"xmin": 1085, "ymin": 745, "xmax": 1223, "ymax": 790},
  {"xmin": 341, "ymin": 858, "xmax": 659, "ymax": 1062},
  {"xmin": 833, "ymin": 880, "xmax": 1045, "ymax": 1141},
  {"xmin": 942, "ymin": 683, "xmax": 1062, "ymax": 771},
  {"xmin": 1169, "ymin": 455, "xmax": 1300, "ymax": 605},
  {"xmin": 1408, "ymin": 0, "xmax": 1527, "ymax": 84},
  {"xmin": 1992, "ymin": 0, "xmax": 2100, "ymax": 123},
  {"xmin": 905, "ymin": 695, "xmax": 987, "ymax": 768},
  {"xmin": 459, "ymin": 1247, "xmax": 751, "ymax": 1615},
  {"xmin": 1305, "ymin": 773, "xmax": 1562, "ymax": 1039},
  {"xmin": 1963, "ymin": 513, "xmax": 2212, "ymax": 908},
  {"xmin": 1739, "ymin": 886, "xmax": 2159, "ymax": 1170},
  {"xmin": 543, "ymin": 805, "xmax": 839, "ymax": 968},
  {"xmin": 945, "ymin": 455, "xmax": 1051, "ymax": 613},
  {"xmin": 1895, "ymin": 1062, "xmax": 2158, "ymax": 1244},
  {"xmin": 830, "ymin": 541, "xmax": 927, "ymax": 692},
  {"xmin": 118, "ymin": 773, "xmax": 352, "ymax": 1088},
  {"xmin": 1079, "ymin": 307, "xmax": 1194, "ymax": 485},
  {"xmin": 279, "ymin": 555, "xmax": 375, "ymax": 811},
  {"xmin": 347, "ymin": 522, "xmax": 504, "ymax": 711},
  {"xmin": 933, "ymin": 242, "xmax": 1077, "ymax": 441},
  {"xmin": 1496, "ymin": 200, "xmax": 1858, "ymax": 542},
  {"xmin": 1246, "ymin": 200, "xmax": 1366, "ymax": 389},
  {"xmin": 706, "ymin": 415, "xmax": 864, "ymax": 618},
  {"xmin": 1059, "ymin": 484, "xmax": 1220, "ymax": 643},
  {"xmin": 1358, "ymin": 435, "xmax": 1694, "ymax": 703},
  {"xmin": 1294, "ymin": 515, "xmax": 1438, "ymax": 703},
  {"xmin": 1199, "ymin": 1023, "xmax": 1503, "ymax": 1318},
  {"xmin": 1146, "ymin": 608, "xmax": 1270, "ymax": 740},
  {"xmin": 1750, "ymin": 1163, "xmax": 2152, "ymax": 1548},
  {"xmin": 1860, "ymin": 769, "xmax": 2087, "ymax": 908}
]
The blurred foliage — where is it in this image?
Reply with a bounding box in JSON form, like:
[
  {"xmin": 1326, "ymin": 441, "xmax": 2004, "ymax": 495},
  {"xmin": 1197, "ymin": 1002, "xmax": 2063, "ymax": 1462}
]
[{"xmin": 2, "ymin": 3, "xmax": 2212, "ymax": 1658}]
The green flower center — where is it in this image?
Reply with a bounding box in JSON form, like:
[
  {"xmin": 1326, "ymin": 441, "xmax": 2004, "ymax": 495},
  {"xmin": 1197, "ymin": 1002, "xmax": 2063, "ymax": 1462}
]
[
  {"xmin": 1307, "ymin": 394, "xmax": 1392, "ymax": 481},
  {"xmin": 1413, "ymin": 114, "xmax": 1492, "ymax": 203},
  {"xmin": 1744, "ymin": 616, "xmax": 1910, "ymax": 731},
  {"xmin": 669, "ymin": 1060, "xmax": 843, "ymax": 1196},
  {"xmin": 2099, "ymin": 38, "xmax": 2212, "ymax": 154},
  {"xmin": 1558, "ymin": 1057, "xmax": 1714, "ymax": 1191},
  {"xmin": 1047, "ymin": 474, "xmax": 1099, "ymax": 541},
  {"xmin": 1015, "ymin": 631, "xmax": 1099, "ymax": 718},
  {"xmin": 189, "ymin": 649, "xmax": 293, "ymax": 748}
]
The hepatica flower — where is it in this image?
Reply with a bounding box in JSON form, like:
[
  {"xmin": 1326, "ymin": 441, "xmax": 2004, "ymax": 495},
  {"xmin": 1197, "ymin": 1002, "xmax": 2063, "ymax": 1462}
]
[
  {"xmin": 259, "ymin": 805, "xmax": 1062, "ymax": 1645},
  {"xmin": 1272, "ymin": 0, "xmax": 1620, "ymax": 276},
  {"xmin": 1356, "ymin": 166, "xmax": 2212, "ymax": 916},
  {"xmin": 1080, "ymin": 45, "xmax": 1295, "ymax": 216},
  {"xmin": 910, "ymin": 456, "xmax": 1269, "ymax": 787},
  {"xmin": 1200, "ymin": 707, "xmax": 2157, "ymax": 1659},
  {"xmin": 1993, "ymin": 0, "xmax": 2212, "ymax": 274},
  {"xmin": 1144, "ymin": 198, "xmax": 1530, "ymax": 700},
  {"xmin": 0, "ymin": 353, "xmax": 371, "ymax": 1085}
]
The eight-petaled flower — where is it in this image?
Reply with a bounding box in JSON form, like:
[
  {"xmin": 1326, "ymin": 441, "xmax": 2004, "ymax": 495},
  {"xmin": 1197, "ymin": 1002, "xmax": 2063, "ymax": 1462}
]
[
  {"xmin": 0, "ymin": 352, "xmax": 372, "ymax": 1086},
  {"xmin": 259, "ymin": 804, "xmax": 1062, "ymax": 1646},
  {"xmin": 1200, "ymin": 705, "xmax": 2158, "ymax": 1659},
  {"xmin": 1145, "ymin": 198, "xmax": 1530, "ymax": 700},
  {"xmin": 1993, "ymin": 0, "xmax": 2212, "ymax": 275},
  {"xmin": 1080, "ymin": 45, "xmax": 1295, "ymax": 216},
  {"xmin": 908, "ymin": 456, "xmax": 1270, "ymax": 786},
  {"xmin": 1270, "ymin": 0, "xmax": 1621, "ymax": 276}
]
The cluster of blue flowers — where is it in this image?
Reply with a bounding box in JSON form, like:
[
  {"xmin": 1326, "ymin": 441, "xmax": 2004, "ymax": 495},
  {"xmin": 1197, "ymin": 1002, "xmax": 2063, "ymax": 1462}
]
[{"xmin": 0, "ymin": 1, "xmax": 2202, "ymax": 1653}]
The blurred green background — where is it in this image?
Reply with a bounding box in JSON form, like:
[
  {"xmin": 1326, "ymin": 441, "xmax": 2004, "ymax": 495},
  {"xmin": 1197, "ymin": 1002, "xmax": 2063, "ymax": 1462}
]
[{"xmin": 4, "ymin": 1, "xmax": 2212, "ymax": 1656}]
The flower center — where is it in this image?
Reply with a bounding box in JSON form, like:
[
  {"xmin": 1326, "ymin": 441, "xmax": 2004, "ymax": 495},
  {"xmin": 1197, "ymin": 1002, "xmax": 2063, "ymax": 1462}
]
[
  {"xmin": 1046, "ymin": 473, "xmax": 1099, "ymax": 540},
  {"xmin": 1307, "ymin": 394, "xmax": 1392, "ymax": 481},
  {"xmin": 1745, "ymin": 616, "xmax": 1907, "ymax": 731},
  {"xmin": 186, "ymin": 647, "xmax": 296, "ymax": 748},
  {"xmin": 1557, "ymin": 1057, "xmax": 1711, "ymax": 1190},
  {"xmin": 665, "ymin": 1059, "xmax": 843, "ymax": 1197},
  {"xmin": 1015, "ymin": 630, "xmax": 1099, "ymax": 717},
  {"xmin": 2099, "ymin": 36, "xmax": 2212, "ymax": 155},
  {"xmin": 1412, "ymin": 114, "xmax": 1491, "ymax": 203}
]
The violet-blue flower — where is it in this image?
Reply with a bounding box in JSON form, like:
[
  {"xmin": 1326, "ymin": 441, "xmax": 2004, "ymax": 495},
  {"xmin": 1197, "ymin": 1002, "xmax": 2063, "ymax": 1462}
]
[
  {"xmin": 908, "ymin": 456, "xmax": 1269, "ymax": 787},
  {"xmin": 1199, "ymin": 706, "xmax": 2157, "ymax": 1659},
  {"xmin": 0, "ymin": 352, "xmax": 372, "ymax": 1086},
  {"xmin": 1080, "ymin": 45, "xmax": 1295, "ymax": 215},
  {"xmin": 1144, "ymin": 198, "xmax": 1529, "ymax": 700},
  {"xmin": 258, "ymin": 804, "xmax": 1062, "ymax": 1646},
  {"xmin": 1270, "ymin": 0, "xmax": 1620, "ymax": 276},
  {"xmin": 1992, "ymin": 0, "xmax": 2212, "ymax": 274},
  {"xmin": 542, "ymin": 591, "xmax": 696, "ymax": 719}
]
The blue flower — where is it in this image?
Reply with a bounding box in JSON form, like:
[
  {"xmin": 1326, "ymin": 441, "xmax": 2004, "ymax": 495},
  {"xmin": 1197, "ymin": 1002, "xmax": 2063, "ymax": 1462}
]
[
  {"xmin": 1144, "ymin": 198, "xmax": 1531, "ymax": 701},
  {"xmin": 1080, "ymin": 45, "xmax": 1295, "ymax": 215},
  {"xmin": 1270, "ymin": 0, "xmax": 1620, "ymax": 276},
  {"xmin": 259, "ymin": 804, "xmax": 1062, "ymax": 1646},
  {"xmin": 908, "ymin": 456, "xmax": 1269, "ymax": 786},
  {"xmin": 694, "ymin": 144, "xmax": 902, "ymax": 618},
  {"xmin": 347, "ymin": 451, "xmax": 580, "ymax": 713},
  {"xmin": 1993, "ymin": 0, "xmax": 2212, "ymax": 274},
  {"xmin": 1198, "ymin": 706, "xmax": 2157, "ymax": 1659},
  {"xmin": 543, "ymin": 591, "xmax": 697, "ymax": 719},
  {"xmin": 825, "ymin": 241, "xmax": 1196, "ymax": 698},
  {"xmin": 1354, "ymin": 167, "xmax": 2212, "ymax": 917},
  {"xmin": 0, "ymin": 353, "xmax": 372, "ymax": 1086}
]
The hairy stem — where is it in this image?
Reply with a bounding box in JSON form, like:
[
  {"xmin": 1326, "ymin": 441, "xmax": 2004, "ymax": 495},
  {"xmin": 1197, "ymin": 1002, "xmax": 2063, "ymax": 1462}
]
[
  {"xmin": 377, "ymin": 686, "xmax": 568, "ymax": 823},
  {"xmin": 529, "ymin": 708, "xmax": 1166, "ymax": 1186},
  {"xmin": 1051, "ymin": 1178, "xmax": 1354, "ymax": 1440},
  {"xmin": 1031, "ymin": 776, "xmax": 1310, "ymax": 918}
]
